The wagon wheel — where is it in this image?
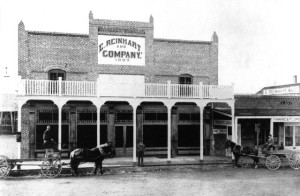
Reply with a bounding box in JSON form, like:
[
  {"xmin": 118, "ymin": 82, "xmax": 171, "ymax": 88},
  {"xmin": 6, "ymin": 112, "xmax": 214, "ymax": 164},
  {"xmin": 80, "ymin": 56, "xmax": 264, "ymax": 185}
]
[
  {"xmin": 288, "ymin": 154, "xmax": 300, "ymax": 170},
  {"xmin": 0, "ymin": 155, "xmax": 10, "ymax": 179},
  {"xmin": 266, "ymin": 155, "xmax": 281, "ymax": 170},
  {"xmin": 41, "ymin": 158, "xmax": 62, "ymax": 178}
]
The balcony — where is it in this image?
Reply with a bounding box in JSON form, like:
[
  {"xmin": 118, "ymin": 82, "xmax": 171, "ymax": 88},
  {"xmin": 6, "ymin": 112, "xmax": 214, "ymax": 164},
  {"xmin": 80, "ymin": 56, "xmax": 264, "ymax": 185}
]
[{"xmin": 18, "ymin": 79, "xmax": 234, "ymax": 99}]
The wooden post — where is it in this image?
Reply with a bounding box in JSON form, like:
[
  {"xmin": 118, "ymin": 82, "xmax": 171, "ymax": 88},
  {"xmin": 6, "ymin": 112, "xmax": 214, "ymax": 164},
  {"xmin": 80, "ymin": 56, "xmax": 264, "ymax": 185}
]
[
  {"xmin": 164, "ymin": 102, "xmax": 175, "ymax": 164},
  {"xmin": 200, "ymin": 107, "xmax": 204, "ymax": 160},
  {"xmin": 197, "ymin": 102, "xmax": 207, "ymax": 161},
  {"xmin": 129, "ymin": 101, "xmax": 140, "ymax": 166},
  {"xmin": 54, "ymin": 100, "xmax": 66, "ymax": 151}
]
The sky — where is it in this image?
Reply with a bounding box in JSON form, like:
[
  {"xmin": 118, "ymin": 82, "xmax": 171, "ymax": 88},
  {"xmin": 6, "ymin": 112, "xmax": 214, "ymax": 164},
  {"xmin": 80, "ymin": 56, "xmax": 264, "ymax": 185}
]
[{"xmin": 0, "ymin": 0, "xmax": 299, "ymax": 94}]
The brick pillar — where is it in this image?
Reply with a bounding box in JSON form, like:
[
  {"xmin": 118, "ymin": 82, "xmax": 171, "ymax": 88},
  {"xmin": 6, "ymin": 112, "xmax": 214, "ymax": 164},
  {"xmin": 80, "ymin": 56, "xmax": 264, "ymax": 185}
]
[
  {"xmin": 29, "ymin": 109, "xmax": 35, "ymax": 158},
  {"xmin": 21, "ymin": 106, "xmax": 30, "ymax": 158},
  {"xmin": 171, "ymin": 107, "xmax": 178, "ymax": 157},
  {"xmin": 107, "ymin": 106, "xmax": 115, "ymax": 146},
  {"xmin": 136, "ymin": 107, "xmax": 143, "ymax": 142},
  {"xmin": 69, "ymin": 106, "xmax": 77, "ymax": 150}
]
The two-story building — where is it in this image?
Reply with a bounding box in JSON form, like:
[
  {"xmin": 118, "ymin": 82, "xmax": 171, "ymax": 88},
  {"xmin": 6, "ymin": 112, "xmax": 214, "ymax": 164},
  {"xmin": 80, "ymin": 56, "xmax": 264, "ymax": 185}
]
[{"xmin": 15, "ymin": 11, "xmax": 235, "ymax": 164}]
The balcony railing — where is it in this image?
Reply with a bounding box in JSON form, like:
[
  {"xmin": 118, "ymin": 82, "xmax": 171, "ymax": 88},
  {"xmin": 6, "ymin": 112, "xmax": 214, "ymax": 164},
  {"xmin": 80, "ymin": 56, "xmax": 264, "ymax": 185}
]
[{"xmin": 18, "ymin": 79, "xmax": 234, "ymax": 99}]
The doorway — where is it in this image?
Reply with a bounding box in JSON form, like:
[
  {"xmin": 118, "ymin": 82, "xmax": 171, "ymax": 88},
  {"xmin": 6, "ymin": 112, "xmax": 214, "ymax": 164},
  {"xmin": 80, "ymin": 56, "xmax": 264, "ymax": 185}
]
[{"xmin": 115, "ymin": 126, "xmax": 133, "ymax": 156}]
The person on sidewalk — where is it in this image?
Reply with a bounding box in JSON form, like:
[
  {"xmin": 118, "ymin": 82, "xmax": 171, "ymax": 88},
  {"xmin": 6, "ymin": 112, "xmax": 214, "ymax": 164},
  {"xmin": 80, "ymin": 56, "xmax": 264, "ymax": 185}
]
[
  {"xmin": 137, "ymin": 140, "xmax": 146, "ymax": 167},
  {"xmin": 43, "ymin": 125, "xmax": 58, "ymax": 151}
]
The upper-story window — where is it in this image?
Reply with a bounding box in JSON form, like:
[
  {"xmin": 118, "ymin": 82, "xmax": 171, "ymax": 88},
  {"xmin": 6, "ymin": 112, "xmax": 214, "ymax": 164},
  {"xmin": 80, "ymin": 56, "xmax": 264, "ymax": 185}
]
[
  {"xmin": 179, "ymin": 74, "xmax": 192, "ymax": 85},
  {"xmin": 48, "ymin": 69, "xmax": 66, "ymax": 80}
]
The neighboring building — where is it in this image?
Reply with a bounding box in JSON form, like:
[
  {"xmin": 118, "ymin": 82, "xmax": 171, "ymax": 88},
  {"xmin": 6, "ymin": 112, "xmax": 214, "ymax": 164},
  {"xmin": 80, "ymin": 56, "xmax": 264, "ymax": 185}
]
[
  {"xmin": 0, "ymin": 73, "xmax": 18, "ymax": 158},
  {"xmin": 234, "ymin": 78, "xmax": 300, "ymax": 150},
  {"xmin": 16, "ymin": 12, "xmax": 234, "ymax": 163}
]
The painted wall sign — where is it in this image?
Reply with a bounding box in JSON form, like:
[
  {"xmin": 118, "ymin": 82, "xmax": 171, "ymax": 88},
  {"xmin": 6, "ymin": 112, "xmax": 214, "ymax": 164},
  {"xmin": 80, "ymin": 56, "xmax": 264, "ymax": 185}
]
[
  {"xmin": 272, "ymin": 117, "xmax": 300, "ymax": 122},
  {"xmin": 214, "ymin": 120, "xmax": 232, "ymax": 126},
  {"xmin": 213, "ymin": 129, "xmax": 227, "ymax": 134},
  {"xmin": 98, "ymin": 35, "xmax": 145, "ymax": 66},
  {"xmin": 263, "ymin": 86, "xmax": 300, "ymax": 95}
]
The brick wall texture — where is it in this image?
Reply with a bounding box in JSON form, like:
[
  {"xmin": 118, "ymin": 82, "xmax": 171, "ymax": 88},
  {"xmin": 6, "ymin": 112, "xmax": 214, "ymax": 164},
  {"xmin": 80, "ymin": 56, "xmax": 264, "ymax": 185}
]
[
  {"xmin": 20, "ymin": 106, "xmax": 30, "ymax": 158},
  {"xmin": 18, "ymin": 13, "xmax": 218, "ymax": 85}
]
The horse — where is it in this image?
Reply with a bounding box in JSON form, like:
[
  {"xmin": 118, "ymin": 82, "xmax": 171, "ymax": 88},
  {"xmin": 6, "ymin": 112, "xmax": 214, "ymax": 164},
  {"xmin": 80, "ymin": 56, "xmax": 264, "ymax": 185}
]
[
  {"xmin": 70, "ymin": 143, "xmax": 115, "ymax": 176},
  {"xmin": 224, "ymin": 139, "xmax": 259, "ymax": 168}
]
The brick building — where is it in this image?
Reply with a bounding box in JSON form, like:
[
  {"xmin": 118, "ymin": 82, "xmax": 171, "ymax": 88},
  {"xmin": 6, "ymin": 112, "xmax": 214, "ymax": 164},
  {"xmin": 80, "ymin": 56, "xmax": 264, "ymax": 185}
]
[{"xmin": 16, "ymin": 11, "xmax": 234, "ymax": 164}]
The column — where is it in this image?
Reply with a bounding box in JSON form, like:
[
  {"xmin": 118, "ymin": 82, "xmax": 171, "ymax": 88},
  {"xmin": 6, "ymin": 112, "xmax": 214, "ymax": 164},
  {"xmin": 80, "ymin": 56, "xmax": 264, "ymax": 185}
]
[
  {"xmin": 167, "ymin": 105, "xmax": 172, "ymax": 162},
  {"xmin": 197, "ymin": 102, "xmax": 206, "ymax": 161},
  {"xmin": 164, "ymin": 102, "xmax": 175, "ymax": 163},
  {"xmin": 58, "ymin": 107, "xmax": 62, "ymax": 150},
  {"xmin": 93, "ymin": 100, "xmax": 105, "ymax": 146},
  {"xmin": 200, "ymin": 107, "xmax": 204, "ymax": 160},
  {"xmin": 235, "ymin": 117, "xmax": 239, "ymax": 145},
  {"xmin": 17, "ymin": 100, "xmax": 25, "ymax": 159},
  {"xmin": 229, "ymin": 102, "xmax": 236, "ymax": 143},
  {"xmin": 270, "ymin": 118, "xmax": 274, "ymax": 136},
  {"xmin": 230, "ymin": 102, "xmax": 236, "ymax": 162},
  {"xmin": 129, "ymin": 101, "xmax": 140, "ymax": 166},
  {"xmin": 54, "ymin": 100, "xmax": 66, "ymax": 150},
  {"xmin": 293, "ymin": 125, "xmax": 296, "ymax": 149},
  {"xmin": 97, "ymin": 106, "xmax": 101, "ymax": 146}
]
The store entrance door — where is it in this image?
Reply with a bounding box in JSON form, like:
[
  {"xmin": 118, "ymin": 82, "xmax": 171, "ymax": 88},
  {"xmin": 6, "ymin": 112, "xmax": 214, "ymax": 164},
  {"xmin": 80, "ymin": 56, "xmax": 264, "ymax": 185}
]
[{"xmin": 115, "ymin": 126, "xmax": 133, "ymax": 157}]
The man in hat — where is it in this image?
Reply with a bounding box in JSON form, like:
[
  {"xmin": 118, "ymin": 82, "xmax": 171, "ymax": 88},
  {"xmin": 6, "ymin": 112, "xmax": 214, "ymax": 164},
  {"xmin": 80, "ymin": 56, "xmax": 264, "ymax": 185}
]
[{"xmin": 137, "ymin": 140, "xmax": 146, "ymax": 167}]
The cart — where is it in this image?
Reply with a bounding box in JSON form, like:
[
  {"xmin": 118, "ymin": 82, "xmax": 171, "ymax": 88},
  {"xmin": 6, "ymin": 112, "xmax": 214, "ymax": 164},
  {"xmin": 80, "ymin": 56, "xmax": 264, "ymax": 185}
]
[
  {"xmin": 0, "ymin": 149, "xmax": 62, "ymax": 179},
  {"xmin": 242, "ymin": 149, "xmax": 300, "ymax": 170}
]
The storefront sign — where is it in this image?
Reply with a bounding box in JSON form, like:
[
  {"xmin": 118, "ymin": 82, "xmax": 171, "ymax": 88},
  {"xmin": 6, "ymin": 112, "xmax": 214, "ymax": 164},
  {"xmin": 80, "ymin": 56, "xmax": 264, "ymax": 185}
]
[
  {"xmin": 273, "ymin": 117, "xmax": 300, "ymax": 122},
  {"xmin": 213, "ymin": 129, "xmax": 227, "ymax": 134},
  {"xmin": 263, "ymin": 86, "xmax": 300, "ymax": 95},
  {"xmin": 214, "ymin": 120, "xmax": 232, "ymax": 126},
  {"xmin": 98, "ymin": 35, "xmax": 145, "ymax": 66}
]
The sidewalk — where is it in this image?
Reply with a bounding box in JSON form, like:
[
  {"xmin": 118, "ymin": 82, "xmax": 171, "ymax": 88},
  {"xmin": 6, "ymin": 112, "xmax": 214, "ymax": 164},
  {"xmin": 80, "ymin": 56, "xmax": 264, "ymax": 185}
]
[
  {"xmin": 7, "ymin": 155, "xmax": 293, "ymax": 177},
  {"xmin": 7, "ymin": 156, "xmax": 233, "ymax": 176},
  {"xmin": 10, "ymin": 155, "xmax": 233, "ymax": 170}
]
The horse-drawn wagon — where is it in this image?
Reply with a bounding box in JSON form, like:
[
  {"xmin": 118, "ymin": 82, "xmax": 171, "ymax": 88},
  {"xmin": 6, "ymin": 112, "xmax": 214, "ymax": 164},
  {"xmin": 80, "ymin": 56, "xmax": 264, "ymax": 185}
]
[
  {"xmin": 225, "ymin": 140, "xmax": 300, "ymax": 170},
  {"xmin": 0, "ymin": 148, "xmax": 62, "ymax": 179},
  {"xmin": 245, "ymin": 149, "xmax": 300, "ymax": 170},
  {"xmin": 0, "ymin": 144, "xmax": 115, "ymax": 179}
]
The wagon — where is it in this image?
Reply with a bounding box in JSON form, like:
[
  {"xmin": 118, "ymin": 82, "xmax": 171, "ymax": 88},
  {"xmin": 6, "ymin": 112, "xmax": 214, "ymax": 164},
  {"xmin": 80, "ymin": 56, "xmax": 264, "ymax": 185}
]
[
  {"xmin": 242, "ymin": 149, "xmax": 300, "ymax": 170},
  {"xmin": 0, "ymin": 149, "xmax": 62, "ymax": 179}
]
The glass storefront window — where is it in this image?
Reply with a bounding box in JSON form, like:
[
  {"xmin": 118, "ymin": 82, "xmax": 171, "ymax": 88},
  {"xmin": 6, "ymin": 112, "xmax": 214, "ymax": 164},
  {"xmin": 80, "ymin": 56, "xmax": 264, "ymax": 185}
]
[
  {"xmin": 295, "ymin": 126, "xmax": 300, "ymax": 146},
  {"xmin": 285, "ymin": 126, "xmax": 293, "ymax": 146}
]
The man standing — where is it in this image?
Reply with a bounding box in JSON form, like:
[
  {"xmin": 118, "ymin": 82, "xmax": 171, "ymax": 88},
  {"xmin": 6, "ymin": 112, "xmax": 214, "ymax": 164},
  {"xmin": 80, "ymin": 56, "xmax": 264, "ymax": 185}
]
[
  {"xmin": 43, "ymin": 125, "xmax": 58, "ymax": 150},
  {"xmin": 137, "ymin": 140, "xmax": 146, "ymax": 167}
]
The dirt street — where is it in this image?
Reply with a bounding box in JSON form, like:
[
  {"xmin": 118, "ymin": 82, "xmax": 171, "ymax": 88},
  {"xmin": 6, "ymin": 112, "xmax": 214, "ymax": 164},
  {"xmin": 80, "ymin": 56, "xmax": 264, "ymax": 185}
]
[{"xmin": 1, "ymin": 166, "xmax": 300, "ymax": 196}]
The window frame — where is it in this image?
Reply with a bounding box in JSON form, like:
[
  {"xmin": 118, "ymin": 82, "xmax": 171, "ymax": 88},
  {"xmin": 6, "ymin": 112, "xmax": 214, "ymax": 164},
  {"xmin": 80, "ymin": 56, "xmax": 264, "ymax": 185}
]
[
  {"xmin": 48, "ymin": 69, "xmax": 66, "ymax": 80},
  {"xmin": 179, "ymin": 74, "xmax": 193, "ymax": 85}
]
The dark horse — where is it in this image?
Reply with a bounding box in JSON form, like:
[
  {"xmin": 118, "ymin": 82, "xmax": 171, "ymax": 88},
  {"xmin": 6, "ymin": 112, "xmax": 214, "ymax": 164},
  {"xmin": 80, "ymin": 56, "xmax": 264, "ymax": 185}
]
[
  {"xmin": 224, "ymin": 139, "xmax": 259, "ymax": 168},
  {"xmin": 70, "ymin": 144, "xmax": 115, "ymax": 176}
]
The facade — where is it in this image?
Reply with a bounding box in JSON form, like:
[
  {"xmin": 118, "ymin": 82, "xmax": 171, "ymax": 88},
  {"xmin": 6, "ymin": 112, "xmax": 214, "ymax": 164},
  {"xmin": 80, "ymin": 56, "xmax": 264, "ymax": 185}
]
[
  {"xmin": 15, "ymin": 12, "xmax": 234, "ymax": 163},
  {"xmin": 235, "ymin": 81, "xmax": 300, "ymax": 150}
]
